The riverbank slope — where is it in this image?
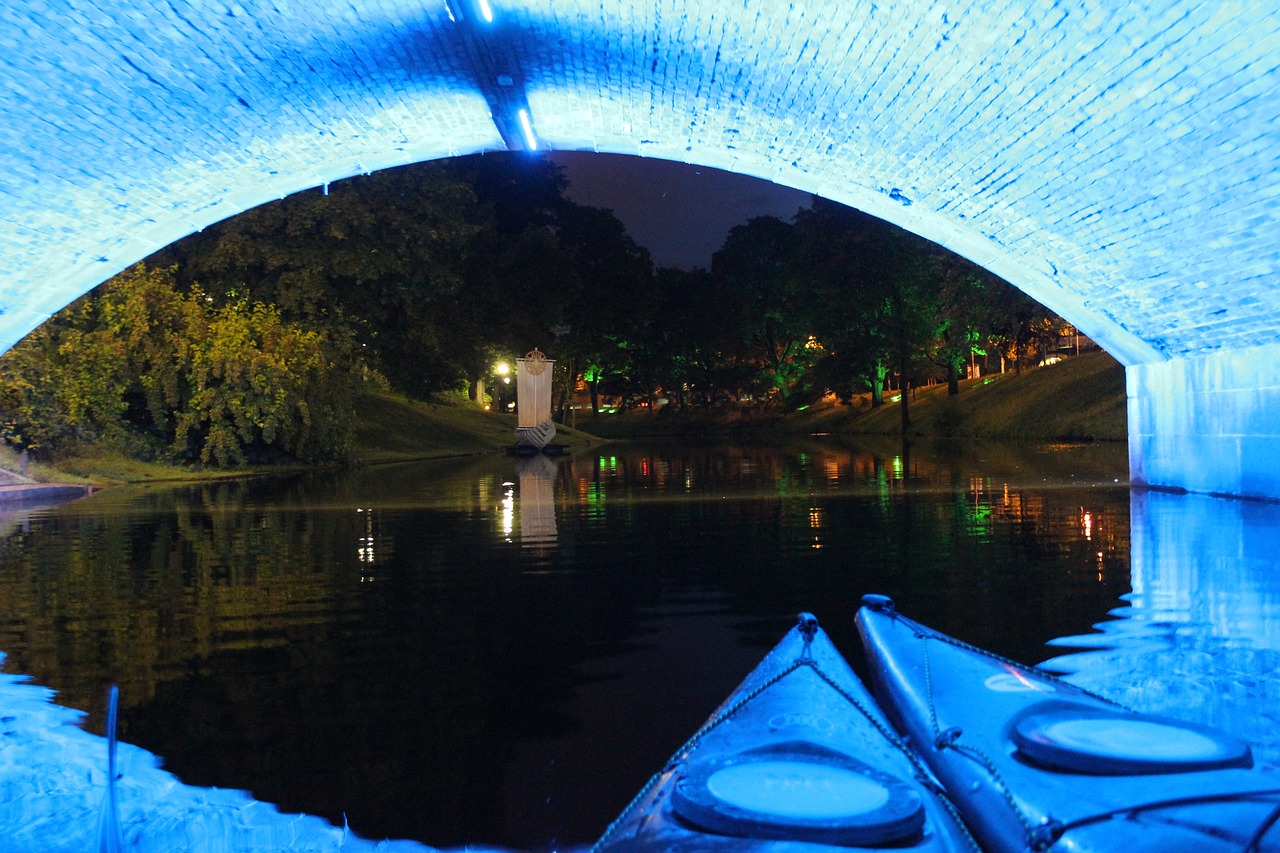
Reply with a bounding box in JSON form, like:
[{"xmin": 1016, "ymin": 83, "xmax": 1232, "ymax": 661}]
[
  {"xmin": 577, "ymin": 350, "xmax": 1127, "ymax": 442},
  {"xmin": 7, "ymin": 354, "xmax": 1123, "ymax": 486},
  {"xmin": 351, "ymin": 388, "xmax": 605, "ymax": 463},
  {"xmin": 19, "ymin": 390, "xmax": 604, "ymax": 486}
]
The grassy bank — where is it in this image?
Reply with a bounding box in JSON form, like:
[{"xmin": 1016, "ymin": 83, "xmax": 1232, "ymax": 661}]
[
  {"xmin": 351, "ymin": 388, "xmax": 604, "ymax": 463},
  {"xmin": 807, "ymin": 350, "xmax": 1127, "ymax": 441},
  {"xmin": 13, "ymin": 355, "xmax": 1121, "ymax": 485},
  {"xmin": 578, "ymin": 350, "xmax": 1127, "ymax": 442},
  {"xmin": 28, "ymin": 389, "xmax": 604, "ymax": 486}
]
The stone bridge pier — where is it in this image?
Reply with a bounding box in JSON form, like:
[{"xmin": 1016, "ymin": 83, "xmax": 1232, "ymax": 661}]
[
  {"xmin": 1, "ymin": 1, "xmax": 1278, "ymax": 497},
  {"xmin": 1129, "ymin": 347, "xmax": 1280, "ymax": 499}
]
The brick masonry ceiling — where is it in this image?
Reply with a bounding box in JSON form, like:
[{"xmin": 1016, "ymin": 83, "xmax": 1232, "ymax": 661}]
[{"xmin": 2, "ymin": 1, "xmax": 1277, "ymax": 365}]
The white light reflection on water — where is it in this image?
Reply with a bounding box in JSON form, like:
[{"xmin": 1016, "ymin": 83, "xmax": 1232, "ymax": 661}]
[
  {"xmin": 515, "ymin": 455, "xmax": 559, "ymax": 555},
  {"xmin": 1, "ymin": 442, "xmax": 1270, "ymax": 849},
  {"xmin": 1043, "ymin": 489, "xmax": 1280, "ymax": 768},
  {"xmin": 500, "ymin": 481, "xmax": 515, "ymax": 541}
]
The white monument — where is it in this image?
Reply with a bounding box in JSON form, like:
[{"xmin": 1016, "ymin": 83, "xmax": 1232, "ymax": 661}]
[{"xmin": 514, "ymin": 349, "xmax": 556, "ymax": 451}]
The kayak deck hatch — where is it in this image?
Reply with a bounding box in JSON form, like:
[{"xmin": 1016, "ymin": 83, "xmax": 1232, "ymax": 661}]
[
  {"xmin": 857, "ymin": 593, "xmax": 1280, "ymax": 853},
  {"xmin": 671, "ymin": 741, "xmax": 926, "ymax": 844},
  {"xmin": 1011, "ymin": 702, "xmax": 1253, "ymax": 775},
  {"xmin": 592, "ymin": 612, "xmax": 976, "ymax": 851}
]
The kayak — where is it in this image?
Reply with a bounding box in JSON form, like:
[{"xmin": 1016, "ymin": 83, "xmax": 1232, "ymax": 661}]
[
  {"xmin": 856, "ymin": 594, "xmax": 1280, "ymax": 852},
  {"xmin": 592, "ymin": 613, "xmax": 977, "ymax": 852}
]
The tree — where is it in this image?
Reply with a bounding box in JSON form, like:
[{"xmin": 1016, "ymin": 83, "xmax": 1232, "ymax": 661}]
[
  {"xmin": 712, "ymin": 216, "xmax": 820, "ymax": 404},
  {"xmin": 0, "ymin": 265, "xmax": 355, "ymax": 465},
  {"xmin": 174, "ymin": 295, "xmax": 350, "ymax": 465},
  {"xmin": 793, "ymin": 201, "xmax": 890, "ymax": 406},
  {"xmin": 930, "ymin": 256, "xmax": 1004, "ymax": 395},
  {"xmin": 648, "ymin": 267, "xmax": 728, "ymax": 408},
  {"xmin": 555, "ymin": 203, "xmax": 657, "ymax": 413},
  {"xmin": 432, "ymin": 154, "xmax": 598, "ymax": 405},
  {"xmin": 154, "ymin": 162, "xmax": 484, "ymax": 397},
  {"xmin": 793, "ymin": 201, "xmax": 940, "ymax": 427},
  {"xmin": 982, "ymin": 284, "xmax": 1065, "ymax": 375}
]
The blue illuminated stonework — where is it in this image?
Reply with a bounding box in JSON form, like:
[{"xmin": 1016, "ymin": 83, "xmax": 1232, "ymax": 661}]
[{"xmin": 1, "ymin": 1, "xmax": 1278, "ymax": 496}]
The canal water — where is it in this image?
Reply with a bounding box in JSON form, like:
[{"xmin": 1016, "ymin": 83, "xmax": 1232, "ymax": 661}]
[{"xmin": 0, "ymin": 437, "xmax": 1277, "ymax": 850}]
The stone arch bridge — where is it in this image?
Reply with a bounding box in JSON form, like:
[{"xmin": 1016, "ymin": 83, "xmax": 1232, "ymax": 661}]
[{"xmin": 2, "ymin": 1, "xmax": 1278, "ymax": 497}]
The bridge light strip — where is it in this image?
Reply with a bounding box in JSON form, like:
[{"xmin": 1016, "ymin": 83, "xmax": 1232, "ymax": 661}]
[
  {"xmin": 517, "ymin": 108, "xmax": 538, "ymax": 150},
  {"xmin": 477, "ymin": 0, "xmax": 494, "ymax": 22}
]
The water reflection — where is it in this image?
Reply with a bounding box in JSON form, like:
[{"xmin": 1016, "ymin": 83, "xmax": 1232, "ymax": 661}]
[
  {"xmin": 1045, "ymin": 489, "xmax": 1280, "ymax": 768},
  {"xmin": 355, "ymin": 507, "xmax": 394, "ymax": 579},
  {"xmin": 515, "ymin": 456, "xmax": 559, "ymax": 554},
  {"xmin": 4, "ymin": 439, "xmax": 1274, "ymax": 849}
]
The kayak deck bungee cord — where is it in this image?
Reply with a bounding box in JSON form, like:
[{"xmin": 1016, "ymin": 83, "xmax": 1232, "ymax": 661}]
[
  {"xmin": 592, "ymin": 612, "xmax": 978, "ymax": 851},
  {"xmin": 857, "ymin": 594, "xmax": 1280, "ymax": 852}
]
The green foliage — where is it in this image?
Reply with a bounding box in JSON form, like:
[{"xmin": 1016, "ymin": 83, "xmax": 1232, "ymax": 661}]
[
  {"xmin": 0, "ymin": 265, "xmax": 354, "ymax": 466},
  {"xmin": 790, "ymin": 201, "xmax": 934, "ymax": 414},
  {"xmin": 0, "ymin": 324, "xmax": 79, "ymax": 450},
  {"xmin": 713, "ymin": 216, "xmax": 818, "ymax": 402},
  {"xmin": 175, "ymin": 297, "xmax": 346, "ymax": 465},
  {"xmin": 0, "ymin": 152, "xmax": 1079, "ymax": 474},
  {"xmin": 155, "ymin": 161, "xmax": 484, "ymax": 398},
  {"xmin": 155, "ymin": 154, "xmax": 1074, "ymax": 428},
  {"xmin": 554, "ymin": 203, "xmax": 658, "ymax": 412},
  {"xmin": 787, "ymin": 199, "xmax": 1065, "ymax": 413}
]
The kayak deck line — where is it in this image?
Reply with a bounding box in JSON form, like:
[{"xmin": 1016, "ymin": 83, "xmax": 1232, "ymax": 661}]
[
  {"xmin": 868, "ymin": 593, "xmax": 1179, "ymax": 849},
  {"xmin": 783, "ymin": 647, "xmax": 980, "ymax": 850},
  {"xmin": 591, "ymin": 661, "xmax": 939, "ymax": 848},
  {"xmin": 1251, "ymin": 802, "xmax": 1280, "ymax": 853},
  {"xmin": 588, "ymin": 657, "xmax": 817, "ymax": 849},
  {"xmin": 915, "ymin": 629, "xmax": 1110, "ymax": 849},
  {"xmin": 911, "ymin": 611, "xmax": 1280, "ymax": 848},
  {"xmin": 868, "ymin": 593, "xmax": 1278, "ymax": 848},
  {"xmin": 858, "ymin": 594, "xmax": 1280, "ymax": 852},
  {"xmin": 909, "ymin": 625, "xmax": 1042, "ymax": 846},
  {"xmin": 1039, "ymin": 786, "xmax": 1280, "ymax": 850},
  {"xmin": 592, "ymin": 612, "xmax": 980, "ymax": 851},
  {"xmin": 862, "ymin": 591, "xmax": 1130, "ymax": 715}
]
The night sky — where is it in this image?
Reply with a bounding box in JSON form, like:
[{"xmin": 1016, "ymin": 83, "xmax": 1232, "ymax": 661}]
[{"xmin": 548, "ymin": 151, "xmax": 813, "ymax": 270}]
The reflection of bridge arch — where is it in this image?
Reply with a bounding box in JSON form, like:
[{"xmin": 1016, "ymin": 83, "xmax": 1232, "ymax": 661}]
[
  {"xmin": 3, "ymin": 2, "xmax": 1280, "ymax": 496},
  {"xmin": 1045, "ymin": 490, "xmax": 1280, "ymax": 767}
]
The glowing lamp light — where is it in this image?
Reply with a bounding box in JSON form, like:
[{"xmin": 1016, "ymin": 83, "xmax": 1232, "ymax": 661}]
[
  {"xmin": 501, "ymin": 484, "xmax": 514, "ymax": 539},
  {"xmin": 517, "ymin": 108, "xmax": 538, "ymax": 150},
  {"xmin": 496, "ymin": 362, "xmax": 510, "ymax": 376}
]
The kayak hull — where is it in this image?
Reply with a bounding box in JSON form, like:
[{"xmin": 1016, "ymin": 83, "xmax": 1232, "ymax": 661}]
[
  {"xmin": 856, "ymin": 596, "xmax": 1280, "ymax": 852},
  {"xmin": 593, "ymin": 615, "xmax": 974, "ymax": 852}
]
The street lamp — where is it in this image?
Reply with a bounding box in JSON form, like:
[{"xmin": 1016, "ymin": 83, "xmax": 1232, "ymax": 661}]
[{"xmin": 494, "ymin": 362, "xmax": 512, "ymax": 412}]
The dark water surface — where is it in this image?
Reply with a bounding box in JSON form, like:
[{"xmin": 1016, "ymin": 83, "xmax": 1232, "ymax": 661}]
[{"xmin": 0, "ymin": 437, "xmax": 1276, "ymax": 849}]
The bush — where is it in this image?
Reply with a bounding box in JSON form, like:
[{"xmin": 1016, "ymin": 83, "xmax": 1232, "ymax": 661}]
[{"xmin": 0, "ymin": 265, "xmax": 356, "ymax": 466}]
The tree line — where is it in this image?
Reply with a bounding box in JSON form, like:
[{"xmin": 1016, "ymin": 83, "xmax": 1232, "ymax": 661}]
[{"xmin": 0, "ymin": 155, "xmax": 1071, "ymax": 465}]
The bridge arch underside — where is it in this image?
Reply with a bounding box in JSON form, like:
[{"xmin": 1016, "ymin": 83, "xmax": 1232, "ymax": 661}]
[{"xmin": 3, "ymin": 1, "xmax": 1279, "ymax": 497}]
